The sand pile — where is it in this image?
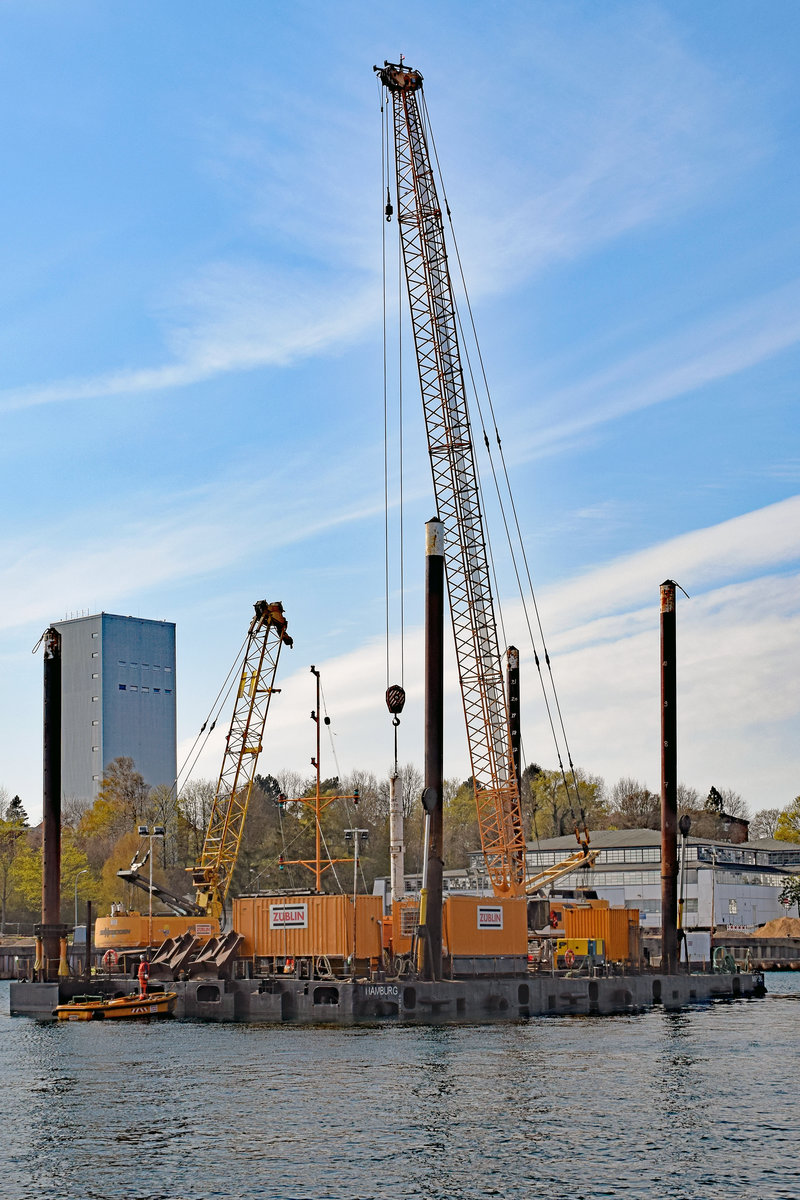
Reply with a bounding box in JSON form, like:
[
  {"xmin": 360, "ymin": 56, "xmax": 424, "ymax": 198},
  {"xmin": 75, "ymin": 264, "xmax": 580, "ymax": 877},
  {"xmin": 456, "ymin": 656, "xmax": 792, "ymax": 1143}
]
[{"xmin": 753, "ymin": 916, "xmax": 800, "ymax": 938}]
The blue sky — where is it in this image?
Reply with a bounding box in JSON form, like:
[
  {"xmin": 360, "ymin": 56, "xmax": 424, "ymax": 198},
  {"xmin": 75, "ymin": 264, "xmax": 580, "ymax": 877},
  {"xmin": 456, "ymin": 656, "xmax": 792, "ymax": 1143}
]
[{"xmin": 2, "ymin": 1, "xmax": 798, "ymax": 822}]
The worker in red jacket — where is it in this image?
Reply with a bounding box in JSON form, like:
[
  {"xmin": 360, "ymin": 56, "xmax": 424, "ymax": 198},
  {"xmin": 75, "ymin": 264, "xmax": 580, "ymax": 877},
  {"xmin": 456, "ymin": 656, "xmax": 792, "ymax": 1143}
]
[{"xmin": 137, "ymin": 955, "xmax": 150, "ymax": 996}]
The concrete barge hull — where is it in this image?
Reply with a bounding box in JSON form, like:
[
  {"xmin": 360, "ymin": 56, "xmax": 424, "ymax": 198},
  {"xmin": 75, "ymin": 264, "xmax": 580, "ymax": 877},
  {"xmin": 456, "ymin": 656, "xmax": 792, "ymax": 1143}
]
[
  {"xmin": 179, "ymin": 971, "xmax": 759, "ymax": 1022},
  {"xmin": 11, "ymin": 971, "xmax": 761, "ymax": 1022}
]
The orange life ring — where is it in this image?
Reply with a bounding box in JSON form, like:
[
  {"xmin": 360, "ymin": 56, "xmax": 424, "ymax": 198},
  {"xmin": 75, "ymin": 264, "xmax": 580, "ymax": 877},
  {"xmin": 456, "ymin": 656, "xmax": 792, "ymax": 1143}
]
[
  {"xmin": 564, "ymin": 948, "xmax": 575, "ymax": 967},
  {"xmin": 102, "ymin": 949, "xmax": 118, "ymax": 968}
]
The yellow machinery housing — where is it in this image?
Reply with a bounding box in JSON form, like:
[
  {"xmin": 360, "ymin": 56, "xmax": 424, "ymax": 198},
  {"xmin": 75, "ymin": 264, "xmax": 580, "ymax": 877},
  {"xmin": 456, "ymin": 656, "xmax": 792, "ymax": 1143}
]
[
  {"xmin": 94, "ymin": 913, "xmax": 217, "ymax": 954},
  {"xmin": 562, "ymin": 903, "xmax": 641, "ymax": 965}
]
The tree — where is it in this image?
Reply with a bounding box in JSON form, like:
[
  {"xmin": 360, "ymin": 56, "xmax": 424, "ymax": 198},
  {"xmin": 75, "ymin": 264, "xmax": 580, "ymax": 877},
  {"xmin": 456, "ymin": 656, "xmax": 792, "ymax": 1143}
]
[
  {"xmin": 750, "ymin": 809, "xmax": 782, "ymax": 840},
  {"xmin": 529, "ymin": 768, "xmax": 607, "ymax": 839},
  {"xmin": 0, "ymin": 817, "xmax": 25, "ymax": 932},
  {"xmin": 4, "ymin": 795, "xmax": 28, "ymax": 826},
  {"xmin": 706, "ymin": 786, "xmax": 724, "ymax": 814},
  {"xmin": 775, "ymin": 797, "xmax": 800, "ymax": 844},
  {"xmin": 779, "ymin": 875, "xmax": 800, "ymax": 916},
  {"xmin": 178, "ymin": 779, "xmax": 216, "ymax": 864},
  {"xmin": 443, "ymin": 778, "xmax": 480, "ymax": 870},
  {"xmin": 395, "ymin": 762, "xmax": 423, "ymax": 820},
  {"xmin": 609, "ymin": 777, "xmax": 660, "ymax": 830}
]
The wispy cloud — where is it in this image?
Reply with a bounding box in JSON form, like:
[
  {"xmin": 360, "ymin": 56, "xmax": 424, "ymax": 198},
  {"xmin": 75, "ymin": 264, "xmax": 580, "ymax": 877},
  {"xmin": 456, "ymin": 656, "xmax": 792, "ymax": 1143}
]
[
  {"xmin": 0, "ymin": 447, "xmax": 386, "ymax": 633},
  {"xmin": 505, "ymin": 279, "xmax": 800, "ymax": 461},
  {"xmin": 0, "ymin": 263, "xmax": 379, "ymax": 414},
  {"xmin": 183, "ymin": 496, "xmax": 800, "ymax": 809}
]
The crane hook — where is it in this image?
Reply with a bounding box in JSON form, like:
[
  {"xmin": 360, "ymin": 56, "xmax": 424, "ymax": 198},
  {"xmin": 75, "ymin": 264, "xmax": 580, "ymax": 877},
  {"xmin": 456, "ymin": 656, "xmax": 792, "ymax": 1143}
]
[{"xmin": 385, "ymin": 187, "xmax": 393, "ymax": 222}]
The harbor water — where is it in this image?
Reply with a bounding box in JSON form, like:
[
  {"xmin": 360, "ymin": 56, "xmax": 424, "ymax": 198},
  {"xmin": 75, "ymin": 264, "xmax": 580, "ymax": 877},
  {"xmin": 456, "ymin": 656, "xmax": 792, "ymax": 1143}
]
[{"xmin": 2, "ymin": 976, "xmax": 798, "ymax": 1200}]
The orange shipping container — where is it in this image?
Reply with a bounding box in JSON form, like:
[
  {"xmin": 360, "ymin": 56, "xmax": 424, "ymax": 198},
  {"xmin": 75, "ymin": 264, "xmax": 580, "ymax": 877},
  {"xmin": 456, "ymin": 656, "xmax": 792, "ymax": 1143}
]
[
  {"xmin": 391, "ymin": 896, "xmax": 527, "ymax": 957},
  {"xmin": 563, "ymin": 905, "xmax": 636, "ymax": 962},
  {"xmin": 232, "ymin": 894, "xmax": 383, "ymax": 961},
  {"xmin": 443, "ymin": 896, "xmax": 527, "ymax": 957}
]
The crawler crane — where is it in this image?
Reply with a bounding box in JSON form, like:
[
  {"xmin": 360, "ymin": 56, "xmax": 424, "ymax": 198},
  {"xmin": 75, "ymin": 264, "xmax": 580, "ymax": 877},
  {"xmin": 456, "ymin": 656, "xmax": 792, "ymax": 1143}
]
[{"xmin": 377, "ymin": 62, "xmax": 597, "ymax": 900}]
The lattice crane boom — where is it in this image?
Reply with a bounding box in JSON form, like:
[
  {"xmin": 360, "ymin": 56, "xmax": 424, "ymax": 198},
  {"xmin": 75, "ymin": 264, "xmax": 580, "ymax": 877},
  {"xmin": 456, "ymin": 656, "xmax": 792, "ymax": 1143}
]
[
  {"xmin": 191, "ymin": 600, "xmax": 292, "ymax": 918},
  {"xmin": 377, "ymin": 61, "xmax": 527, "ymax": 896}
]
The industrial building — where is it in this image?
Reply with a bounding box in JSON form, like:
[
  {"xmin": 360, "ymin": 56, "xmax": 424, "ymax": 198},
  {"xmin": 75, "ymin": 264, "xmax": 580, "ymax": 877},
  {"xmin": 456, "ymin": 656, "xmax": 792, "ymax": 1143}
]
[
  {"xmin": 386, "ymin": 828, "xmax": 800, "ymax": 935},
  {"xmin": 53, "ymin": 612, "xmax": 177, "ymax": 805}
]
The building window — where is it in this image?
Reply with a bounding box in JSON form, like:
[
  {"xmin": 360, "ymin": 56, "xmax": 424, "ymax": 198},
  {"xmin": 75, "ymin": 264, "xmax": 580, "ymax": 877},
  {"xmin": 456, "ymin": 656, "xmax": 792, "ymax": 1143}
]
[
  {"xmin": 142, "ymin": 663, "xmax": 149, "ymax": 669},
  {"xmin": 118, "ymin": 659, "xmax": 126, "ymax": 665},
  {"xmin": 92, "ymin": 652, "xmax": 99, "ymax": 658},
  {"xmin": 119, "ymin": 684, "xmax": 126, "ymax": 691},
  {"xmin": 131, "ymin": 662, "xmax": 138, "ymax": 668},
  {"xmin": 153, "ymin": 664, "xmax": 160, "ymax": 670},
  {"xmin": 92, "ymin": 774, "xmax": 99, "ymax": 781},
  {"xmin": 685, "ymin": 899, "xmax": 698, "ymax": 913},
  {"xmin": 164, "ymin": 688, "xmax": 172, "ymax": 694},
  {"xmin": 141, "ymin": 686, "xmax": 149, "ymax": 694},
  {"xmin": 92, "ymin": 720, "xmax": 99, "ymax": 726},
  {"xmin": 92, "ymin": 696, "xmax": 98, "ymax": 702},
  {"xmin": 92, "ymin": 672, "xmax": 99, "ymax": 679},
  {"xmin": 91, "ymin": 632, "xmax": 98, "ymax": 638},
  {"xmin": 92, "ymin": 746, "xmax": 99, "ymax": 752},
  {"xmin": 153, "ymin": 688, "xmax": 160, "ymax": 693},
  {"xmin": 165, "ymin": 666, "xmax": 172, "ymax": 674},
  {"xmin": 728, "ymin": 899, "xmax": 738, "ymax": 915}
]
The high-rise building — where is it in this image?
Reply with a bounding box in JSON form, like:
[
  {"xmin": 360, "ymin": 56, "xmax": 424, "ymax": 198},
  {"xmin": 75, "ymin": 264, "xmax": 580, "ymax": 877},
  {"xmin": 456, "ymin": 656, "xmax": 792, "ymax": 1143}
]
[{"xmin": 53, "ymin": 612, "xmax": 177, "ymax": 805}]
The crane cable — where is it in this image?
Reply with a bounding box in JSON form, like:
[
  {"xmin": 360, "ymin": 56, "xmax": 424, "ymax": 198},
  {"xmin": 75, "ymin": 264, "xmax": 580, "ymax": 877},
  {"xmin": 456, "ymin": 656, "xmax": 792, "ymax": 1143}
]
[
  {"xmin": 173, "ymin": 628, "xmax": 251, "ymax": 794},
  {"xmin": 380, "ymin": 79, "xmax": 406, "ymax": 694},
  {"xmin": 418, "ymin": 89, "xmax": 586, "ymax": 828}
]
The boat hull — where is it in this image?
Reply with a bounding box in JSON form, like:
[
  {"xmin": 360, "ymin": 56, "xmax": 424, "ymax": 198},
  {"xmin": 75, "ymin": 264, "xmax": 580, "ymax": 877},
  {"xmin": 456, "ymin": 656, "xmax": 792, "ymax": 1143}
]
[{"xmin": 54, "ymin": 991, "xmax": 177, "ymax": 1021}]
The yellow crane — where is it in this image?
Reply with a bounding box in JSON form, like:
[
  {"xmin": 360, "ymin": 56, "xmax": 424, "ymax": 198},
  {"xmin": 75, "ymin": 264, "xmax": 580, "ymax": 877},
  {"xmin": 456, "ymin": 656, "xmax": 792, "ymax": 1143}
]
[
  {"xmin": 189, "ymin": 600, "xmax": 292, "ymax": 920},
  {"xmin": 96, "ymin": 600, "xmax": 291, "ymax": 954}
]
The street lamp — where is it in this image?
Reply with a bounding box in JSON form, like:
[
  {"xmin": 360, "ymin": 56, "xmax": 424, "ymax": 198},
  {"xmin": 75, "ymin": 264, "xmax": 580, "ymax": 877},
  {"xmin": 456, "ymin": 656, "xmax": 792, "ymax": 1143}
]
[
  {"xmin": 344, "ymin": 828, "xmax": 369, "ymax": 976},
  {"xmin": 138, "ymin": 825, "xmax": 166, "ymax": 950}
]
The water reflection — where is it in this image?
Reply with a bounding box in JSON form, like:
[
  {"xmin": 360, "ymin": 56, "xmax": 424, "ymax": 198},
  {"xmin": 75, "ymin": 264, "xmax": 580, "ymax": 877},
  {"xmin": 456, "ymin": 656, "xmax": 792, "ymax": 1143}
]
[{"xmin": 2, "ymin": 981, "xmax": 800, "ymax": 1200}]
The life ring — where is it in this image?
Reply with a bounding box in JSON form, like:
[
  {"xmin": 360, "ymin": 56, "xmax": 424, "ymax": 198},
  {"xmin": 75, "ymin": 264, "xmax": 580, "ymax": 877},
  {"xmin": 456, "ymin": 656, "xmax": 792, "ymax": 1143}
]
[
  {"xmin": 102, "ymin": 949, "xmax": 118, "ymax": 968},
  {"xmin": 564, "ymin": 948, "xmax": 575, "ymax": 967}
]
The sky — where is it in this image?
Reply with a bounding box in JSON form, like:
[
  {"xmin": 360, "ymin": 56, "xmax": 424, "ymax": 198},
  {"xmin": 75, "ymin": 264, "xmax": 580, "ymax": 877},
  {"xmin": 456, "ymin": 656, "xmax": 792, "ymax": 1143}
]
[{"xmin": 1, "ymin": 1, "xmax": 798, "ymax": 824}]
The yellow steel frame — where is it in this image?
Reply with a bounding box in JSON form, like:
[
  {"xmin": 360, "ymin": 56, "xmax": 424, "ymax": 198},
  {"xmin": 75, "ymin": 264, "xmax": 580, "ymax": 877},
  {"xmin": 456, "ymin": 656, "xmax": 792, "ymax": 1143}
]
[{"xmin": 192, "ymin": 601, "xmax": 292, "ymax": 919}]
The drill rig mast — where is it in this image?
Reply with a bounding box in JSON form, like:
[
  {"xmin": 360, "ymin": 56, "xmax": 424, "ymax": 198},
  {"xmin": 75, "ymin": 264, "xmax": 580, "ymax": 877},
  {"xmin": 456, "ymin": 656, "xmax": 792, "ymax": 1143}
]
[{"xmin": 377, "ymin": 61, "xmax": 527, "ymax": 896}]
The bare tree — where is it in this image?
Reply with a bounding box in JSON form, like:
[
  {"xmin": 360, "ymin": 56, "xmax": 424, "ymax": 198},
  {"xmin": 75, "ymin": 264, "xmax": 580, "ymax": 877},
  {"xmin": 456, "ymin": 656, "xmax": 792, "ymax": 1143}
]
[
  {"xmin": 750, "ymin": 808, "xmax": 782, "ymax": 839},
  {"xmin": 609, "ymin": 777, "xmax": 660, "ymax": 830},
  {"xmin": 395, "ymin": 762, "xmax": 423, "ymax": 819},
  {"xmin": 718, "ymin": 787, "xmax": 750, "ymax": 821},
  {"xmin": 178, "ymin": 779, "xmax": 216, "ymax": 863}
]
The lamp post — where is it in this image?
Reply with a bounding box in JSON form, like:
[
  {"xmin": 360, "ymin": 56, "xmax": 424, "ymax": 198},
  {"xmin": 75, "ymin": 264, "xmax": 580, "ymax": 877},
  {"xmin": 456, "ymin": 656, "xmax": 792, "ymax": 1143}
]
[
  {"xmin": 138, "ymin": 824, "xmax": 166, "ymax": 950},
  {"xmin": 344, "ymin": 828, "xmax": 369, "ymax": 976}
]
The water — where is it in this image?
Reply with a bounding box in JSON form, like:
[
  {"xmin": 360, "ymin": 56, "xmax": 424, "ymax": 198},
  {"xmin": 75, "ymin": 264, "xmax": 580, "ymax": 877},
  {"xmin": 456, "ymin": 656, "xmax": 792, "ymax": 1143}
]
[{"xmin": 2, "ymin": 976, "xmax": 798, "ymax": 1200}]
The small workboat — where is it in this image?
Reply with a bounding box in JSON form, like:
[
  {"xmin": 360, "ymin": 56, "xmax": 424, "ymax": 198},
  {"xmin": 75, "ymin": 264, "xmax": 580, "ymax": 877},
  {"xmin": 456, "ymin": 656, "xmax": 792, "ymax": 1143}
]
[{"xmin": 54, "ymin": 991, "xmax": 177, "ymax": 1021}]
